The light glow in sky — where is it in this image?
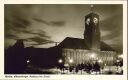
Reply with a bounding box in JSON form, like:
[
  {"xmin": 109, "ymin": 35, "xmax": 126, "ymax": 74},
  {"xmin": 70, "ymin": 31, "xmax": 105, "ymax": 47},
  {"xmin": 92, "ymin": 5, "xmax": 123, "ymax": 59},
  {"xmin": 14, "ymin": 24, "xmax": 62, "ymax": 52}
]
[{"xmin": 4, "ymin": 4, "xmax": 122, "ymax": 53}]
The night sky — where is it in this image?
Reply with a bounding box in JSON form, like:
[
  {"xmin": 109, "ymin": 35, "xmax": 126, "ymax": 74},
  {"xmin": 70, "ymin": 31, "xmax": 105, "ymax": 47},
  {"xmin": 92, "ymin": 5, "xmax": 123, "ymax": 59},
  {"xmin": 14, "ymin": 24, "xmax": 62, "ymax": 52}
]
[{"xmin": 4, "ymin": 4, "xmax": 123, "ymax": 53}]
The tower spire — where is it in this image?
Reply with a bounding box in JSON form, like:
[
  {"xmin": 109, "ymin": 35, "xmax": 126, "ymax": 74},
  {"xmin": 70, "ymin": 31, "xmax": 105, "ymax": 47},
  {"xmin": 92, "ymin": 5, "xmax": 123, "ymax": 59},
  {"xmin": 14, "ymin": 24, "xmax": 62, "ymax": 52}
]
[
  {"xmin": 90, "ymin": 4, "xmax": 94, "ymax": 13},
  {"xmin": 84, "ymin": 5, "xmax": 100, "ymax": 50}
]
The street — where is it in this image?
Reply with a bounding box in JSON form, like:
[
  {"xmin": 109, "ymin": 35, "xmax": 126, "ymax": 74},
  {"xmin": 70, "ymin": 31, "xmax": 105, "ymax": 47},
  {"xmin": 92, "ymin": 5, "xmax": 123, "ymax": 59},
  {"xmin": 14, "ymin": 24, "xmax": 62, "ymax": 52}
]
[{"xmin": 25, "ymin": 65, "xmax": 123, "ymax": 75}]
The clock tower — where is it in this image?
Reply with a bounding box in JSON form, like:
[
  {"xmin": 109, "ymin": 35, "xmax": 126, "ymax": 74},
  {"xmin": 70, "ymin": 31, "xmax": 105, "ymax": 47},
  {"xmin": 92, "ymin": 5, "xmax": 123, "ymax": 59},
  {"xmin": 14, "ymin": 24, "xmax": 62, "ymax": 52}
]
[{"xmin": 84, "ymin": 12, "xmax": 101, "ymax": 51}]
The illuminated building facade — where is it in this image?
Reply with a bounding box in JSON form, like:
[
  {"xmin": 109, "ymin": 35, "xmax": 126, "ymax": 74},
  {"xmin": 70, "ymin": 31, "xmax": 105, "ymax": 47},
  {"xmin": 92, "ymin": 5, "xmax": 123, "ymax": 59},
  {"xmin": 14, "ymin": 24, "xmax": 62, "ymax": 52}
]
[{"xmin": 58, "ymin": 12, "xmax": 117, "ymax": 66}]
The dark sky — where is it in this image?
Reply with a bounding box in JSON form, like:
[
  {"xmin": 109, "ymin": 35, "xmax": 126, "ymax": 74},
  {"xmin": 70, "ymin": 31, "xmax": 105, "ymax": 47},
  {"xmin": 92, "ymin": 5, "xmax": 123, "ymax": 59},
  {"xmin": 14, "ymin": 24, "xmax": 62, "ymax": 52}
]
[{"xmin": 4, "ymin": 4, "xmax": 123, "ymax": 53}]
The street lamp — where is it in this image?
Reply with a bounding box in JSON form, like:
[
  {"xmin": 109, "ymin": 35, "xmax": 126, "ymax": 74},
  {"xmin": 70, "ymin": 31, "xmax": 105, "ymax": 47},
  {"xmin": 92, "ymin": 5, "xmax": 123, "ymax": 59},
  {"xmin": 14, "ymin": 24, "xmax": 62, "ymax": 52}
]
[
  {"xmin": 69, "ymin": 59, "xmax": 74, "ymax": 73},
  {"xmin": 91, "ymin": 54, "xmax": 95, "ymax": 58},
  {"xmin": 27, "ymin": 59, "xmax": 30, "ymax": 64},
  {"xmin": 69, "ymin": 59, "xmax": 73, "ymax": 63},
  {"xmin": 116, "ymin": 59, "xmax": 120, "ymax": 73},
  {"xmin": 98, "ymin": 59, "xmax": 103, "ymax": 74},
  {"xmin": 58, "ymin": 59, "xmax": 63, "ymax": 63},
  {"xmin": 58, "ymin": 59, "xmax": 63, "ymax": 74},
  {"xmin": 90, "ymin": 53, "xmax": 96, "ymax": 63}
]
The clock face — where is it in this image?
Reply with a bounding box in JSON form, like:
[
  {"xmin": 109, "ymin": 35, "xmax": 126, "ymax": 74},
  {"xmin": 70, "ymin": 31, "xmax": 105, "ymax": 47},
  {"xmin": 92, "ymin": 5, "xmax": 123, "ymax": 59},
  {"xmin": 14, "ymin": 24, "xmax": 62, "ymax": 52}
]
[
  {"xmin": 93, "ymin": 17, "xmax": 98, "ymax": 24},
  {"xmin": 86, "ymin": 18, "xmax": 90, "ymax": 25}
]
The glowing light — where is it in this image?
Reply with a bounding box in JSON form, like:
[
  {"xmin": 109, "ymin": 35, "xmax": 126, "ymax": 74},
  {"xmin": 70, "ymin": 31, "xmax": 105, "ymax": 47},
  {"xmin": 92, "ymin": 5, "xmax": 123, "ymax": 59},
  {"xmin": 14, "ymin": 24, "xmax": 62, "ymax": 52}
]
[
  {"xmin": 58, "ymin": 59, "xmax": 63, "ymax": 63},
  {"xmin": 27, "ymin": 60, "xmax": 30, "ymax": 63},
  {"xmin": 90, "ymin": 53, "xmax": 96, "ymax": 58},
  {"xmin": 118, "ymin": 54, "xmax": 123, "ymax": 58},
  {"xmin": 117, "ymin": 60, "xmax": 120, "ymax": 62},
  {"xmin": 69, "ymin": 59, "xmax": 73, "ymax": 63},
  {"xmin": 64, "ymin": 64, "xmax": 69, "ymax": 67},
  {"xmin": 98, "ymin": 59, "xmax": 103, "ymax": 63},
  {"xmin": 91, "ymin": 5, "xmax": 94, "ymax": 8}
]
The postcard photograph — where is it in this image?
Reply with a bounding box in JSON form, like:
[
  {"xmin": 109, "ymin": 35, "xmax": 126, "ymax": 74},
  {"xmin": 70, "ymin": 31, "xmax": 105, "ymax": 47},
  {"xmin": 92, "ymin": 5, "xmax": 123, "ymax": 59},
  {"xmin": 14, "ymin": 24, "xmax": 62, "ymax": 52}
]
[{"xmin": 4, "ymin": 4, "xmax": 123, "ymax": 75}]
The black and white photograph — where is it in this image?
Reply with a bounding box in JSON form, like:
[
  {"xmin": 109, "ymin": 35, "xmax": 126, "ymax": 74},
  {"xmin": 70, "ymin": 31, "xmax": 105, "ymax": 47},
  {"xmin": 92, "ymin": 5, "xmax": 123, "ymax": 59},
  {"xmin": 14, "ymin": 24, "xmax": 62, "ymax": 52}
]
[{"xmin": 4, "ymin": 4, "xmax": 123, "ymax": 75}]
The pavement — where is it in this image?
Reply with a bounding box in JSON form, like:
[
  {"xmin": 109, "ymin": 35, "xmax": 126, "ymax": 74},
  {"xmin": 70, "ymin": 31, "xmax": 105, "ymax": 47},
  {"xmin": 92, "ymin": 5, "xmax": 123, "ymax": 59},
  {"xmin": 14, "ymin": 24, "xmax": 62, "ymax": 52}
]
[{"xmin": 25, "ymin": 65, "xmax": 123, "ymax": 74}]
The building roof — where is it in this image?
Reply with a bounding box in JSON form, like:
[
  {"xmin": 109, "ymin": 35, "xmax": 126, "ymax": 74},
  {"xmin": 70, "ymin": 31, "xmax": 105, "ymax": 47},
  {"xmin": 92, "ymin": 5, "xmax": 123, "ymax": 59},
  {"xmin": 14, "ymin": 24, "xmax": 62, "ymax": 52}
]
[{"xmin": 58, "ymin": 37, "xmax": 116, "ymax": 51}]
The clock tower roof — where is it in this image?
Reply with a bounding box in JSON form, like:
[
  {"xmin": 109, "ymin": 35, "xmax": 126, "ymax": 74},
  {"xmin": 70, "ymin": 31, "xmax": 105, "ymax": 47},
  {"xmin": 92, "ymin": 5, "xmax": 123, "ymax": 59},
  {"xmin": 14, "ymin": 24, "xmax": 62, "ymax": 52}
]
[{"xmin": 85, "ymin": 12, "xmax": 99, "ymax": 18}]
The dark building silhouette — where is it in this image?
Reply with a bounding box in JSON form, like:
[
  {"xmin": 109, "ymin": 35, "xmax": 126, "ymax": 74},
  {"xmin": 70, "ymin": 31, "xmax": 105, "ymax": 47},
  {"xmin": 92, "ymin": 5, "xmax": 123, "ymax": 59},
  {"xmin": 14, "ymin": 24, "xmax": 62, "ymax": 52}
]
[
  {"xmin": 25, "ymin": 46, "xmax": 62, "ymax": 68},
  {"xmin": 5, "ymin": 40, "xmax": 62, "ymax": 74},
  {"xmin": 5, "ymin": 39, "xmax": 27, "ymax": 74}
]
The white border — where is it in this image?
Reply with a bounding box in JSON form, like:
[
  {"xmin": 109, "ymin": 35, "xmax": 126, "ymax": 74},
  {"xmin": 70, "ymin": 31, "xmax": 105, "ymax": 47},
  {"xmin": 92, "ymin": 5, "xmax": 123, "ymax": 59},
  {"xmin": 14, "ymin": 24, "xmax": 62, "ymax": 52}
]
[{"xmin": 0, "ymin": 0, "xmax": 127, "ymax": 80}]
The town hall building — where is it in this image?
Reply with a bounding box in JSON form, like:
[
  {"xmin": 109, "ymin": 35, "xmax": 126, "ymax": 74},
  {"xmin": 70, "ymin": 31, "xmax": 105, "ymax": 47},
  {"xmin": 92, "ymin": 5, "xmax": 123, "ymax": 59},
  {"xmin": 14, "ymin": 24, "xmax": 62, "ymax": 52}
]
[{"xmin": 57, "ymin": 11, "xmax": 117, "ymax": 66}]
